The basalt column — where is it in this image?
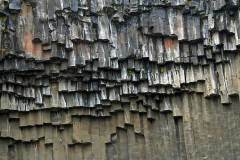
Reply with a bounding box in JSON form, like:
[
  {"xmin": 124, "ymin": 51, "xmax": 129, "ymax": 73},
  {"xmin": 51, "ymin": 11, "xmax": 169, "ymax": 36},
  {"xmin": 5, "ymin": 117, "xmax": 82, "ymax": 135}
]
[{"xmin": 0, "ymin": 0, "xmax": 240, "ymax": 160}]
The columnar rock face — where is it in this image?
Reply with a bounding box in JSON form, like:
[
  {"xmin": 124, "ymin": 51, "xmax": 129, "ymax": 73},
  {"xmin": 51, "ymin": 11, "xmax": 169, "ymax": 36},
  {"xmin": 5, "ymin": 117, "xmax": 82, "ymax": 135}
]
[{"xmin": 0, "ymin": 0, "xmax": 240, "ymax": 159}]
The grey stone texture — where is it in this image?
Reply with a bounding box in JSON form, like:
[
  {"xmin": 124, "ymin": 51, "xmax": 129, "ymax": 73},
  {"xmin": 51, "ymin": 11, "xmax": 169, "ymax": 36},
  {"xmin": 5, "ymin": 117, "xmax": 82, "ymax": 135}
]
[{"xmin": 0, "ymin": 0, "xmax": 239, "ymax": 159}]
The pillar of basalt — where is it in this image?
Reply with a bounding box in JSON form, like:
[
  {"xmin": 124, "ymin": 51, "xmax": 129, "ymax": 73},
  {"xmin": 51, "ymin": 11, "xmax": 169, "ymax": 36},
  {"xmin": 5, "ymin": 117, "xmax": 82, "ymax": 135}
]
[{"xmin": 0, "ymin": 0, "xmax": 240, "ymax": 160}]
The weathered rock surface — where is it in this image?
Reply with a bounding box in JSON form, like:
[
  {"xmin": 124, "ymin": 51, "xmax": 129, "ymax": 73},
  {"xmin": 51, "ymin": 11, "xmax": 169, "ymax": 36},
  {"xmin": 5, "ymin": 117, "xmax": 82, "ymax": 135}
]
[{"xmin": 0, "ymin": 0, "xmax": 240, "ymax": 159}]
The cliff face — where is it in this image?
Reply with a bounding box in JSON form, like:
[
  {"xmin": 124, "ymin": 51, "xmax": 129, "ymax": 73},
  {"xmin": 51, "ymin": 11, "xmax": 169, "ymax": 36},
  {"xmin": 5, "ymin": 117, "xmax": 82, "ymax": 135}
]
[{"xmin": 0, "ymin": 0, "xmax": 240, "ymax": 159}]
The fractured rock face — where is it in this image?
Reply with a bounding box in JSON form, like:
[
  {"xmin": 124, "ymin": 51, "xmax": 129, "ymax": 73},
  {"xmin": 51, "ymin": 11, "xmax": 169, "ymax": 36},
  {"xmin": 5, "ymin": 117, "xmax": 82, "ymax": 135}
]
[{"xmin": 0, "ymin": 0, "xmax": 240, "ymax": 160}]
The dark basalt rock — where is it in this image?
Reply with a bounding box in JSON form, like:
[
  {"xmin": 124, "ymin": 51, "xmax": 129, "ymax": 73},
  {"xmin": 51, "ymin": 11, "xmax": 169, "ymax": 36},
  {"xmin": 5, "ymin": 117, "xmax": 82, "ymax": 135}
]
[{"xmin": 0, "ymin": 0, "xmax": 239, "ymax": 160}]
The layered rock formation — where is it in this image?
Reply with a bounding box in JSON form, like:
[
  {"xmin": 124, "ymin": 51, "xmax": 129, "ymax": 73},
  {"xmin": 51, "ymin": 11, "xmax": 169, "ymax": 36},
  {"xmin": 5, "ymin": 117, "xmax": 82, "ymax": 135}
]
[{"xmin": 0, "ymin": 0, "xmax": 240, "ymax": 159}]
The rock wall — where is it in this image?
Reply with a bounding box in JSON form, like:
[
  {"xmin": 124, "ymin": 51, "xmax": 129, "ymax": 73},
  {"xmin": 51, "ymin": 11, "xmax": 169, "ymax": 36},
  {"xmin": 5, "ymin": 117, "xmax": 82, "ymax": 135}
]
[{"xmin": 0, "ymin": 0, "xmax": 240, "ymax": 159}]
